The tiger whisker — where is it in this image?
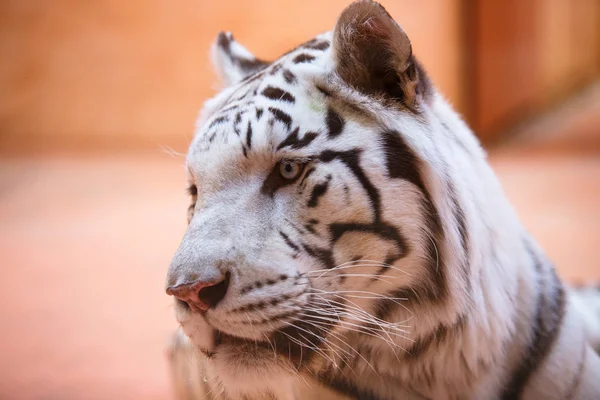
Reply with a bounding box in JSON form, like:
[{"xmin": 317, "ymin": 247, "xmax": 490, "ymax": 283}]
[
  {"xmin": 311, "ymin": 293, "xmax": 413, "ymax": 360},
  {"xmin": 308, "ymin": 260, "xmax": 412, "ymax": 278},
  {"xmin": 159, "ymin": 144, "xmax": 186, "ymax": 159},
  {"xmin": 299, "ymin": 306, "xmax": 411, "ymax": 349},
  {"xmin": 252, "ymin": 311, "xmax": 278, "ymax": 361},
  {"xmin": 304, "ymin": 310, "xmax": 410, "ymax": 345},
  {"xmin": 253, "ymin": 311, "xmax": 311, "ymax": 382},
  {"xmin": 305, "ymin": 309, "xmax": 412, "ymax": 347},
  {"xmin": 308, "ymin": 264, "xmax": 396, "ymax": 276},
  {"xmin": 310, "ymin": 288, "xmax": 409, "ymax": 304},
  {"xmin": 309, "ymin": 273, "xmax": 398, "ymax": 284},
  {"xmin": 296, "ymin": 319, "xmax": 374, "ymax": 378},
  {"xmin": 308, "ymin": 294, "xmax": 412, "ymax": 329},
  {"xmin": 295, "ymin": 316, "xmax": 383, "ymax": 379},
  {"xmin": 306, "ymin": 295, "xmax": 413, "ymax": 358},
  {"xmin": 312, "ymin": 292, "xmax": 414, "ymax": 325},
  {"xmin": 301, "ymin": 310, "xmax": 408, "ymax": 364},
  {"xmin": 307, "ymin": 301, "xmax": 410, "ymax": 334},
  {"xmin": 270, "ymin": 300, "xmax": 406, "ymax": 349},
  {"xmin": 280, "ymin": 322, "xmax": 341, "ymax": 368}
]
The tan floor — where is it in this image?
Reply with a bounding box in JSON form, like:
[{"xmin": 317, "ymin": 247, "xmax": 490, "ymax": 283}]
[
  {"xmin": 0, "ymin": 154, "xmax": 186, "ymax": 400},
  {"xmin": 0, "ymin": 103, "xmax": 599, "ymax": 399}
]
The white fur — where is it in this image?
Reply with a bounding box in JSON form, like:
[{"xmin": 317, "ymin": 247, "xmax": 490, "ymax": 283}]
[{"xmin": 167, "ymin": 25, "xmax": 600, "ymax": 400}]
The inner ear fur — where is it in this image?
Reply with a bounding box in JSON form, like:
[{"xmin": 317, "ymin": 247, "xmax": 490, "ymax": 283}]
[
  {"xmin": 212, "ymin": 32, "xmax": 270, "ymax": 86},
  {"xmin": 333, "ymin": 1, "xmax": 432, "ymax": 109}
]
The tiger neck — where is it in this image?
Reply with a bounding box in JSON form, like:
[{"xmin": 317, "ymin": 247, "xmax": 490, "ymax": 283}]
[{"xmin": 308, "ymin": 97, "xmax": 539, "ymax": 399}]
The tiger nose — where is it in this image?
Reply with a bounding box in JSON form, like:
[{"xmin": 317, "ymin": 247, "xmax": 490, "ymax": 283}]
[{"xmin": 166, "ymin": 272, "xmax": 230, "ymax": 312}]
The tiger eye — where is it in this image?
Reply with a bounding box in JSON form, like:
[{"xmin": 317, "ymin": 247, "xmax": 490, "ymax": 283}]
[{"xmin": 279, "ymin": 161, "xmax": 302, "ymax": 180}]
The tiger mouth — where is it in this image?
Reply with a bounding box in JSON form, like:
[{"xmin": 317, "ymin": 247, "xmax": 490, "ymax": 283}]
[
  {"xmin": 209, "ymin": 314, "xmax": 332, "ymax": 366},
  {"xmin": 199, "ymin": 330, "xmax": 297, "ymax": 366}
]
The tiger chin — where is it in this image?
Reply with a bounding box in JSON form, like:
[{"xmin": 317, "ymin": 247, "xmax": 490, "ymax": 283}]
[{"xmin": 164, "ymin": 1, "xmax": 600, "ymax": 399}]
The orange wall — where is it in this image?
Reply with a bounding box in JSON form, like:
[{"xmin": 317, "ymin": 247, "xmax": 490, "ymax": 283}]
[
  {"xmin": 0, "ymin": 0, "xmax": 464, "ymax": 153},
  {"xmin": 539, "ymin": 0, "xmax": 600, "ymax": 105},
  {"xmin": 471, "ymin": 0, "xmax": 600, "ymax": 139}
]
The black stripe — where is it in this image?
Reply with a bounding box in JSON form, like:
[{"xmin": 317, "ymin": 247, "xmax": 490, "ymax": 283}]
[
  {"xmin": 500, "ymin": 239, "xmax": 566, "ymax": 400},
  {"xmin": 276, "ymin": 128, "xmax": 318, "ymax": 151},
  {"xmin": 269, "ymin": 63, "xmax": 282, "ymax": 75},
  {"xmin": 279, "ymin": 231, "xmax": 300, "ymax": 252},
  {"xmin": 304, "ymin": 219, "xmax": 319, "ymax": 235},
  {"xmin": 231, "ymin": 292, "xmax": 298, "ymax": 313},
  {"xmin": 329, "ymin": 222, "xmax": 405, "ymax": 245},
  {"xmin": 326, "ymin": 107, "xmax": 345, "ymax": 138},
  {"xmin": 268, "ymin": 107, "xmax": 292, "ymax": 130},
  {"xmin": 302, "ymin": 39, "xmax": 330, "ymax": 51},
  {"xmin": 293, "ymin": 53, "xmax": 316, "ymax": 63},
  {"xmin": 304, "ymin": 225, "xmax": 316, "ymax": 234},
  {"xmin": 217, "ymin": 33, "xmax": 269, "ymax": 78},
  {"xmin": 316, "ymin": 85, "xmax": 332, "ymax": 97},
  {"xmin": 261, "ymin": 86, "xmax": 295, "ymax": 103},
  {"xmin": 233, "ymin": 111, "xmax": 243, "ymax": 136},
  {"xmin": 208, "ymin": 116, "xmax": 228, "ymax": 129},
  {"xmin": 301, "ymin": 242, "xmax": 334, "ymax": 269},
  {"xmin": 374, "ymin": 253, "xmax": 401, "ymax": 277},
  {"xmin": 237, "ymin": 57, "xmax": 268, "ymax": 74},
  {"xmin": 447, "ymin": 181, "xmax": 470, "ymax": 284},
  {"xmin": 307, "ymin": 175, "xmax": 331, "ymax": 207},
  {"xmin": 282, "ymin": 69, "xmax": 296, "ymax": 84},
  {"xmin": 405, "ymin": 315, "xmax": 467, "ymax": 359},
  {"xmin": 381, "ymin": 130, "xmax": 425, "ymax": 192},
  {"xmin": 245, "ymin": 121, "xmax": 253, "ymax": 149},
  {"xmin": 256, "ymin": 108, "xmax": 264, "ymax": 120}
]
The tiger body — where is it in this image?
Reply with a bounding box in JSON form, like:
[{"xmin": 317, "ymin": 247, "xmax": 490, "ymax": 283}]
[{"xmin": 165, "ymin": 2, "xmax": 600, "ymax": 399}]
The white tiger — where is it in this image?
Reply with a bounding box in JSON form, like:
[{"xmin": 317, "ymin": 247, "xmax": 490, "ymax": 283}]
[{"xmin": 165, "ymin": 1, "xmax": 600, "ymax": 399}]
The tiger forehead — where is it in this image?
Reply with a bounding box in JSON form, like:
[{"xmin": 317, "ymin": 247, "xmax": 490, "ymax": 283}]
[
  {"xmin": 214, "ymin": 34, "xmax": 334, "ymax": 114},
  {"xmin": 190, "ymin": 44, "xmax": 336, "ymax": 158}
]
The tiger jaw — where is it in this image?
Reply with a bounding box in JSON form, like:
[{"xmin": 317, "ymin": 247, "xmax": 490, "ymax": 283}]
[{"xmin": 174, "ymin": 295, "xmax": 323, "ymax": 367}]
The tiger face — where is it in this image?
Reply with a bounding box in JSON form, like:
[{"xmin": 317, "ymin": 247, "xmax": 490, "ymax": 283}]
[{"xmin": 166, "ymin": 1, "xmax": 479, "ymax": 397}]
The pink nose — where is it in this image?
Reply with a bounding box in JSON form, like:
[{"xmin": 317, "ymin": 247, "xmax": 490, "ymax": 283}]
[{"xmin": 166, "ymin": 275, "xmax": 229, "ymax": 312}]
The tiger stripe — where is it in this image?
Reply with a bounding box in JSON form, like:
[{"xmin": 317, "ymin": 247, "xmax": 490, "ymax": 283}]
[{"xmin": 500, "ymin": 241, "xmax": 567, "ymax": 400}]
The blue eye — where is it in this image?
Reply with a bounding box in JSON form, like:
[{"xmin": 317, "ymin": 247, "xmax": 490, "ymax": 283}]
[{"xmin": 279, "ymin": 161, "xmax": 302, "ymax": 180}]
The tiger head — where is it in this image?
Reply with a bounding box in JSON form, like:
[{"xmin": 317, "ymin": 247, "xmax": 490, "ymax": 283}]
[{"xmin": 166, "ymin": 1, "xmax": 494, "ymax": 397}]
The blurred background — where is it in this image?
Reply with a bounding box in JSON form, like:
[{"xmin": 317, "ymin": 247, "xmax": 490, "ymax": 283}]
[{"xmin": 0, "ymin": 0, "xmax": 598, "ymax": 399}]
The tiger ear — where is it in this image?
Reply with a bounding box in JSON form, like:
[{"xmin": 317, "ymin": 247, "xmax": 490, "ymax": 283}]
[
  {"xmin": 211, "ymin": 32, "xmax": 270, "ymax": 86},
  {"xmin": 332, "ymin": 1, "xmax": 431, "ymax": 108}
]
